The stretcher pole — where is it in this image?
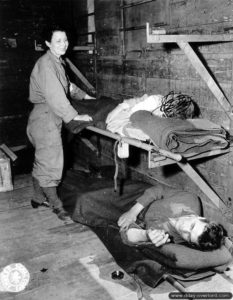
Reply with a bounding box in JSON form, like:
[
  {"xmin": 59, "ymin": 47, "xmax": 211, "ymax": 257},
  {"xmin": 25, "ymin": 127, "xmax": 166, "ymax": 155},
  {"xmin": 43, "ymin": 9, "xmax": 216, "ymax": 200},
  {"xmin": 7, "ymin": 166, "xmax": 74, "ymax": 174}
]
[{"xmin": 86, "ymin": 126, "xmax": 182, "ymax": 162}]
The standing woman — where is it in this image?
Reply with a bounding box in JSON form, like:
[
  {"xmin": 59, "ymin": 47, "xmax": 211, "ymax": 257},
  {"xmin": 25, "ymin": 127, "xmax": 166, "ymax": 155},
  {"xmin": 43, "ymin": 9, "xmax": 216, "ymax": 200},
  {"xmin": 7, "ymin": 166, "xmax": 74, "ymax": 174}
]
[{"xmin": 27, "ymin": 25, "xmax": 94, "ymax": 221}]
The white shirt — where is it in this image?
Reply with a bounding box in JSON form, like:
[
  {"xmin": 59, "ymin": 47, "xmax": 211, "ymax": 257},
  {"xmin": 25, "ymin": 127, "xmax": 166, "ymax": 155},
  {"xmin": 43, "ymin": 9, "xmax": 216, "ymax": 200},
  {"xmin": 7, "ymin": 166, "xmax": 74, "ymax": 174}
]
[{"xmin": 106, "ymin": 94, "xmax": 164, "ymax": 140}]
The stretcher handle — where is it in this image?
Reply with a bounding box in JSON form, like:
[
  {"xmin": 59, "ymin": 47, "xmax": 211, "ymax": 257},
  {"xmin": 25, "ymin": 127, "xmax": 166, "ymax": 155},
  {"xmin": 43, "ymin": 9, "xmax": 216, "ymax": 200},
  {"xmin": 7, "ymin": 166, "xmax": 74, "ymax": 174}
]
[
  {"xmin": 163, "ymin": 274, "xmax": 187, "ymax": 293},
  {"xmin": 155, "ymin": 148, "xmax": 183, "ymax": 162}
]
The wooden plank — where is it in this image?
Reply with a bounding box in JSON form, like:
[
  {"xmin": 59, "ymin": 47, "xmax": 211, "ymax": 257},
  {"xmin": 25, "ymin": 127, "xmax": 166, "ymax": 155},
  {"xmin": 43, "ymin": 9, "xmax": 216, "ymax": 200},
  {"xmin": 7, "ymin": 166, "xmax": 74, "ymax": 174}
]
[
  {"xmin": 149, "ymin": 148, "xmax": 231, "ymax": 168},
  {"xmin": 0, "ymin": 144, "xmax": 17, "ymax": 161},
  {"xmin": 178, "ymin": 41, "xmax": 232, "ymax": 116},
  {"xmin": 147, "ymin": 23, "xmax": 233, "ymax": 43},
  {"xmin": 65, "ymin": 58, "xmax": 95, "ymax": 92},
  {"xmin": 72, "ymin": 46, "xmax": 94, "ymax": 51},
  {"xmin": 147, "ymin": 33, "xmax": 233, "ymax": 43}
]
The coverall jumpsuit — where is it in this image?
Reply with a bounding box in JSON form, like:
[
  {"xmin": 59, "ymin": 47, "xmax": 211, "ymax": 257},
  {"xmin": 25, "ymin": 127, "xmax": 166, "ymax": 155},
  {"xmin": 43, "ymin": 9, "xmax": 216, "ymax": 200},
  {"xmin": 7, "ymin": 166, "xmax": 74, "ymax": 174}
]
[{"xmin": 27, "ymin": 50, "xmax": 86, "ymax": 189}]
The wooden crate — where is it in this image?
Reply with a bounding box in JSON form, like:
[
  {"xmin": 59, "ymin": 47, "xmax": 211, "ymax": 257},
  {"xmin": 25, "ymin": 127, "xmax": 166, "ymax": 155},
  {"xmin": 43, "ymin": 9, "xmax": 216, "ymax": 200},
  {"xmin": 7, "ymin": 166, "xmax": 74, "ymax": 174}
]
[{"xmin": 0, "ymin": 149, "xmax": 13, "ymax": 192}]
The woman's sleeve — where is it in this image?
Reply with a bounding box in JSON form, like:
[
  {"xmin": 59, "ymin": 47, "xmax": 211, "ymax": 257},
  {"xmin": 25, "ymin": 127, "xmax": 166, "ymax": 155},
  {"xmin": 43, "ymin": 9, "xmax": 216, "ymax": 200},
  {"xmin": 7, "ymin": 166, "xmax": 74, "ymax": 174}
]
[{"xmin": 43, "ymin": 66, "xmax": 78, "ymax": 123}]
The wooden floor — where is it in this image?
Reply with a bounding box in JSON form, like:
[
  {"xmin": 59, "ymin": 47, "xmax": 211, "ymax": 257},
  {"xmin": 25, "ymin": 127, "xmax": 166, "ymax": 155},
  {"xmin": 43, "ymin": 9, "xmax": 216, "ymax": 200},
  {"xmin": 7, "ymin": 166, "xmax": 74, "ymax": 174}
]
[{"xmin": 0, "ymin": 174, "xmax": 232, "ymax": 300}]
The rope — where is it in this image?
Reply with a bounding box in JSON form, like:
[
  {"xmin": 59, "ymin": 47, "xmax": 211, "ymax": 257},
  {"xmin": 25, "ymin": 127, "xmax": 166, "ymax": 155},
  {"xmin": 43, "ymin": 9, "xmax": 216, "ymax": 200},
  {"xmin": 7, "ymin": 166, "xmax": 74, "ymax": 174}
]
[{"xmin": 113, "ymin": 140, "xmax": 119, "ymax": 192}]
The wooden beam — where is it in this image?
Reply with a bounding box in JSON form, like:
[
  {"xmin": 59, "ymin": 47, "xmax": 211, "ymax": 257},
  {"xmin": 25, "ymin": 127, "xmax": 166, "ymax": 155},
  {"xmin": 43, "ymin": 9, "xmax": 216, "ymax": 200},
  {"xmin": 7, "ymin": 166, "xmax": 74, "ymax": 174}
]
[
  {"xmin": 178, "ymin": 41, "xmax": 232, "ymax": 115},
  {"xmin": 147, "ymin": 34, "xmax": 233, "ymax": 43},
  {"xmin": 148, "ymin": 147, "xmax": 231, "ymax": 168},
  {"xmin": 0, "ymin": 144, "xmax": 17, "ymax": 161},
  {"xmin": 146, "ymin": 23, "xmax": 233, "ymax": 43},
  {"xmin": 72, "ymin": 46, "xmax": 94, "ymax": 51},
  {"xmin": 65, "ymin": 58, "xmax": 95, "ymax": 92}
]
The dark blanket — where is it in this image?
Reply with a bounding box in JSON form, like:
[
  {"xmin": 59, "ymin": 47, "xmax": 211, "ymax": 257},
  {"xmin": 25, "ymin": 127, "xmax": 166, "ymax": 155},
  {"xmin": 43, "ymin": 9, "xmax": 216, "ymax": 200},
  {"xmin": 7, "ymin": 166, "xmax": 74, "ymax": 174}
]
[
  {"xmin": 65, "ymin": 96, "xmax": 120, "ymax": 134},
  {"xmin": 59, "ymin": 170, "xmax": 232, "ymax": 287},
  {"xmin": 130, "ymin": 111, "xmax": 229, "ymax": 157}
]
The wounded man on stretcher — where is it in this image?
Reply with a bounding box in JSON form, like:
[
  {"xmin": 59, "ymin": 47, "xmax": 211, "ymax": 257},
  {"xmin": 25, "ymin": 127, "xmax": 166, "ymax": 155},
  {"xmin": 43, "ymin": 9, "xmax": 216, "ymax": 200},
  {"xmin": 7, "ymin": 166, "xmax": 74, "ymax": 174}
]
[
  {"xmin": 67, "ymin": 91, "xmax": 198, "ymax": 136},
  {"xmin": 118, "ymin": 185, "xmax": 233, "ymax": 278},
  {"xmin": 67, "ymin": 91, "xmax": 229, "ymax": 158},
  {"xmin": 70, "ymin": 179, "xmax": 233, "ymax": 283},
  {"xmin": 105, "ymin": 91, "xmax": 199, "ymax": 140}
]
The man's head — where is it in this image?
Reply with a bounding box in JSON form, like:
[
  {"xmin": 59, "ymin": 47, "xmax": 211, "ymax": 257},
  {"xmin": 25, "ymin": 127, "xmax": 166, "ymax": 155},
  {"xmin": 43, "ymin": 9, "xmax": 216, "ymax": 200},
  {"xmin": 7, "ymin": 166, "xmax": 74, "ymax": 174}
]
[
  {"xmin": 160, "ymin": 91, "xmax": 200, "ymax": 119},
  {"xmin": 169, "ymin": 214, "xmax": 225, "ymax": 250}
]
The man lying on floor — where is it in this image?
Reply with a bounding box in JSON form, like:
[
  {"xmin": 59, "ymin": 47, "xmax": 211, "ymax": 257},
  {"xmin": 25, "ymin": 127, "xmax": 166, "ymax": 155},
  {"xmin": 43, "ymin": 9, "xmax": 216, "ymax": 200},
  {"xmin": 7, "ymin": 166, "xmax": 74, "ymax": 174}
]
[
  {"xmin": 118, "ymin": 186, "xmax": 229, "ymax": 251},
  {"xmin": 117, "ymin": 185, "xmax": 233, "ymax": 277},
  {"xmin": 66, "ymin": 177, "xmax": 233, "ymax": 283}
]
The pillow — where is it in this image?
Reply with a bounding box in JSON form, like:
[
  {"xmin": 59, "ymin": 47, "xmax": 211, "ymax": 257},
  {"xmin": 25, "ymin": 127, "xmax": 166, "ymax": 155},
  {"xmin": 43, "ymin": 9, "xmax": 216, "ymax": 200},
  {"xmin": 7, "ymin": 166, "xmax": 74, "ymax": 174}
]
[
  {"xmin": 120, "ymin": 225, "xmax": 232, "ymax": 271},
  {"xmin": 140, "ymin": 242, "xmax": 232, "ymax": 271}
]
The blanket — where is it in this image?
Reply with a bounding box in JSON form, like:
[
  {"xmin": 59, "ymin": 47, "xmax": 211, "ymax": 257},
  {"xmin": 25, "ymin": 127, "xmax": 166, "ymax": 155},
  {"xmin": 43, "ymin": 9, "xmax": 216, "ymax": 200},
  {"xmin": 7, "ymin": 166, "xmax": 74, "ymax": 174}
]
[
  {"xmin": 65, "ymin": 96, "xmax": 120, "ymax": 134},
  {"xmin": 59, "ymin": 170, "xmax": 232, "ymax": 287},
  {"xmin": 130, "ymin": 111, "xmax": 229, "ymax": 157}
]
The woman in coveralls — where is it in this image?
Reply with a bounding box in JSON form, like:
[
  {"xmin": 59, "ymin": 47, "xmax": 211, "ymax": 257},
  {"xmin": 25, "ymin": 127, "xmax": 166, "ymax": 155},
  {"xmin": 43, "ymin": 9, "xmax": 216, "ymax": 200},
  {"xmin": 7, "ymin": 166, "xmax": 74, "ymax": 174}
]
[{"xmin": 27, "ymin": 25, "xmax": 94, "ymax": 221}]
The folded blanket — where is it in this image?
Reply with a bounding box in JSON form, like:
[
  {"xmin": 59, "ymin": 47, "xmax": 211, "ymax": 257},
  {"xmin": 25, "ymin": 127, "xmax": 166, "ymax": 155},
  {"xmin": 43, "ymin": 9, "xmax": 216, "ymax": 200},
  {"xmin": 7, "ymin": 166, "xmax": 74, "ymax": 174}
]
[{"xmin": 130, "ymin": 111, "xmax": 229, "ymax": 157}]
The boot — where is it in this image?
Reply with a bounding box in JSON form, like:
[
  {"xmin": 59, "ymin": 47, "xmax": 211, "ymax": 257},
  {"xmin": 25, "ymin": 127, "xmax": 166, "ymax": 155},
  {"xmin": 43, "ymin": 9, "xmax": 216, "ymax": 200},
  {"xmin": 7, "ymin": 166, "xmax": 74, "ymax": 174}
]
[
  {"xmin": 31, "ymin": 177, "xmax": 50, "ymax": 208},
  {"xmin": 41, "ymin": 186, "xmax": 70, "ymax": 221}
]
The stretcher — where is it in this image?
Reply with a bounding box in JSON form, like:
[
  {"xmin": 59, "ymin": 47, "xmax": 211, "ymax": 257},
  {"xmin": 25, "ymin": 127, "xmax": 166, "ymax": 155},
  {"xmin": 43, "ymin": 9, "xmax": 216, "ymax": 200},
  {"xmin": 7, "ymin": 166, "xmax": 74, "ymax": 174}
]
[{"xmin": 86, "ymin": 125, "xmax": 231, "ymax": 209}]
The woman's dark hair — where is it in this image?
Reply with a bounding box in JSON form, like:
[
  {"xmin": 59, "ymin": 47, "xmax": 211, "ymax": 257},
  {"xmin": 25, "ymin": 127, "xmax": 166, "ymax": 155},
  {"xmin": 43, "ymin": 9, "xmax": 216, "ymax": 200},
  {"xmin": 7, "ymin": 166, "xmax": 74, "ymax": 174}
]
[
  {"xmin": 197, "ymin": 221, "xmax": 225, "ymax": 251},
  {"xmin": 42, "ymin": 24, "xmax": 68, "ymax": 43},
  {"xmin": 160, "ymin": 91, "xmax": 200, "ymax": 119}
]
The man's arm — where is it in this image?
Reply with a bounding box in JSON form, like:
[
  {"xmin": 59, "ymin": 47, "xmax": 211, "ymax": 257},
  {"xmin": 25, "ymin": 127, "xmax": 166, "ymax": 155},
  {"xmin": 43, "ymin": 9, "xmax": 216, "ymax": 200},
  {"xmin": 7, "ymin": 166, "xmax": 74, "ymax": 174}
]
[
  {"xmin": 126, "ymin": 227, "xmax": 170, "ymax": 247},
  {"xmin": 118, "ymin": 185, "xmax": 169, "ymax": 230},
  {"xmin": 117, "ymin": 202, "xmax": 144, "ymax": 229}
]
